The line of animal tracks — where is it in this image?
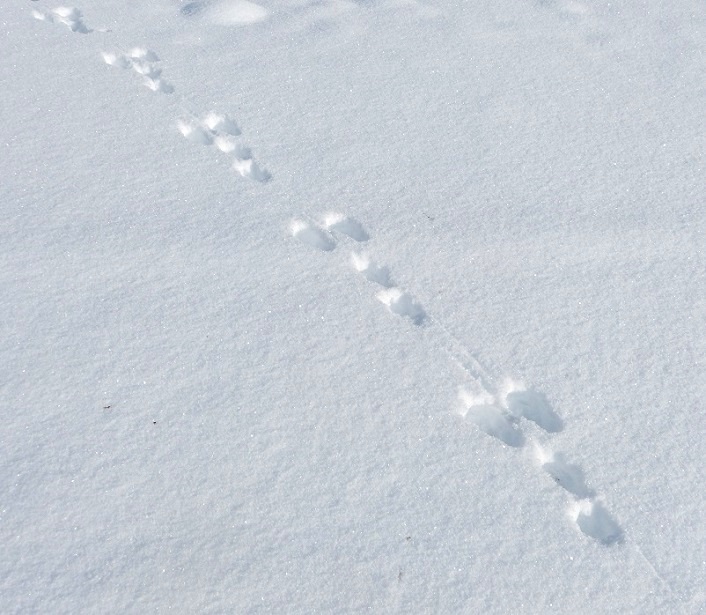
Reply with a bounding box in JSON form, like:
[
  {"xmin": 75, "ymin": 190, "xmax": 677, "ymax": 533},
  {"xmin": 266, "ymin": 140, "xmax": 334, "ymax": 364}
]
[
  {"xmin": 33, "ymin": 4, "xmax": 270, "ymax": 183},
  {"xmin": 291, "ymin": 214, "xmax": 624, "ymax": 546},
  {"xmin": 33, "ymin": 2, "xmax": 622, "ymax": 547}
]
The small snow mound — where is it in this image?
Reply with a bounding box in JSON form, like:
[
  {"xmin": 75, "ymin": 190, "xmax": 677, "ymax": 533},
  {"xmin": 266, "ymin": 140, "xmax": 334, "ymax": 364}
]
[
  {"xmin": 53, "ymin": 6, "xmax": 80, "ymax": 19},
  {"xmin": 210, "ymin": 0, "xmax": 269, "ymax": 25}
]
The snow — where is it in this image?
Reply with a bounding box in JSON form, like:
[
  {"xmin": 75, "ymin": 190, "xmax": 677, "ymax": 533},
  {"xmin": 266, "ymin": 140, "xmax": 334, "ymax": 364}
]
[{"xmin": 1, "ymin": 0, "xmax": 705, "ymax": 612}]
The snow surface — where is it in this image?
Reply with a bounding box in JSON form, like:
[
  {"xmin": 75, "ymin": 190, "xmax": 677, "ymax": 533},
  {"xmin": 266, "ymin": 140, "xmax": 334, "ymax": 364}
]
[{"xmin": 2, "ymin": 0, "xmax": 705, "ymax": 612}]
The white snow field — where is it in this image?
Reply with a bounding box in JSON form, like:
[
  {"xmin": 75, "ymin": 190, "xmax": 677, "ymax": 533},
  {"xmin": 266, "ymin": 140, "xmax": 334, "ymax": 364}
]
[{"xmin": 1, "ymin": 0, "xmax": 705, "ymax": 612}]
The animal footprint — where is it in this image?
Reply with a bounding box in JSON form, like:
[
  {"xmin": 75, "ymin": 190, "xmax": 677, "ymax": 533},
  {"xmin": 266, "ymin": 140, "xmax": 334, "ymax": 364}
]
[
  {"xmin": 535, "ymin": 444, "xmax": 593, "ymax": 498},
  {"xmin": 178, "ymin": 112, "xmax": 269, "ymax": 182},
  {"xmin": 351, "ymin": 253, "xmax": 393, "ymax": 287},
  {"xmin": 501, "ymin": 380, "xmax": 563, "ymax": 432},
  {"xmin": 377, "ymin": 288, "xmax": 427, "ymax": 326},
  {"xmin": 458, "ymin": 388, "xmax": 524, "ymax": 447},
  {"xmin": 324, "ymin": 213, "xmax": 370, "ymax": 242},
  {"xmin": 233, "ymin": 158, "xmax": 271, "ymax": 183},
  {"xmin": 33, "ymin": 6, "xmax": 91, "ymax": 33},
  {"xmin": 102, "ymin": 48, "xmax": 174, "ymax": 94},
  {"xmin": 535, "ymin": 444, "xmax": 622, "ymax": 545},
  {"xmin": 570, "ymin": 499, "xmax": 623, "ymax": 545},
  {"xmin": 290, "ymin": 220, "xmax": 336, "ymax": 252}
]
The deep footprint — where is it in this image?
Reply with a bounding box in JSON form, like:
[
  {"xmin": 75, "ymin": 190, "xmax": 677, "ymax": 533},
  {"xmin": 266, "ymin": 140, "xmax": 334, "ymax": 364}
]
[{"xmin": 571, "ymin": 499, "xmax": 623, "ymax": 545}]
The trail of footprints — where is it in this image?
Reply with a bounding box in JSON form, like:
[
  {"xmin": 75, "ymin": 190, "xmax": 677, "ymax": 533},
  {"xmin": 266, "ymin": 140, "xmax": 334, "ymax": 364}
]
[
  {"xmin": 33, "ymin": 2, "xmax": 619, "ymax": 545},
  {"xmin": 292, "ymin": 214, "xmax": 623, "ymax": 546},
  {"xmin": 32, "ymin": 6, "xmax": 91, "ymax": 33},
  {"xmin": 102, "ymin": 48, "xmax": 174, "ymax": 94},
  {"xmin": 32, "ymin": 6, "xmax": 269, "ymax": 183},
  {"xmin": 178, "ymin": 113, "xmax": 271, "ymax": 182}
]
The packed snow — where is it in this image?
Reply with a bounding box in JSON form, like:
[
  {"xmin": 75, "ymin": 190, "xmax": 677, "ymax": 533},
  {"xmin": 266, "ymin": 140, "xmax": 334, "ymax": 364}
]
[{"xmin": 2, "ymin": 0, "xmax": 705, "ymax": 612}]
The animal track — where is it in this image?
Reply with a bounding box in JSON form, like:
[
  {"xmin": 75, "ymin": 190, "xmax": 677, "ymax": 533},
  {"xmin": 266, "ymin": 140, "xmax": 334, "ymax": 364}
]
[
  {"xmin": 32, "ymin": 6, "xmax": 91, "ymax": 33},
  {"xmin": 102, "ymin": 48, "xmax": 174, "ymax": 94},
  {"xmin": 570, "ymin": 499, "xmax": 623, "ymax": 545},
  {"xmin": 535, "ymin": 443, "xmax": 622, "ymax": 544},
  {"xmin": 376, "ymin": 288, "xmax": 427, "ymax": 326},
  {"xmin": 535, "ymin": 444, "xmax": 593, "ymax": 498},
  {"xmin": 291, "ymin": 213, "xmax": 425, "ymax": 325},
  {"xmin": 291, "ymin": 220, "xmax": 336, "ymax": 252},
  {"xmin": 291, "ymin": 216, "xmax": 622, "ymax": 545},
  {"xmin": 178, "ymin": 112, "xmax": 270, "ymax": 182},
  {"xmin": 458, "ymin": 388, "xmax": 524, "ymax": 447},
  {"xmin": 502, "ymin": 382, "xmax": 564, "ymax": 432},
  {"xmin": 324, "ymin": 213, "xmax": 369, "ymax": 242},
  {"xmin": 351, "ymin": 253, "xmax": 393, "ymax": 287}
]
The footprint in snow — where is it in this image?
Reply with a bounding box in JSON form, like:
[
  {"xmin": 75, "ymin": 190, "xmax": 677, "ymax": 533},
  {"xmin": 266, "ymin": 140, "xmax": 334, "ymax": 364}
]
[
  {"xmin": 291, "ymin": 220, "xmax": 336, "ymax": 252},
  {"xmin": 535, "ymin": 444, "xmax": 593, "ymax": 498},
  {"xmin": 102, "ymin": 48, "xmax": 174, "ymax": 94},
  {"xmin": 33, "ymin": 6, "xmax": 91, "ymax": 33},
  {"xmin": 458, "ymin": 387, "xmax": 524, "ymax": 447},
  {"xmin": 500, "ymin": 380, "xmax": 563, "ymax": 433},
  {"xmin": 323, "ymin": 213, "xmax": 370, "ymax": 242},
  {"xmin": 178, "ymin": 112, "xmax": 270, "ymax": 182},
  {"xmin": 376, "ymin": 287, "xmax": 427, "ymax": 326},
  {"xmin": 535, "ymin": 443, "xmax": 623, "ymax": 545},
  {"xmin": 571, "ymin": 499, "xmax": 623, "ymax": 545}
]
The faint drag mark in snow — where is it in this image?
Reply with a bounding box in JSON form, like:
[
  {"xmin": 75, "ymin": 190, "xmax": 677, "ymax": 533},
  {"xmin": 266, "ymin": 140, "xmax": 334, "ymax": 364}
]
[
  {"xmin": 291, "ymin": 220, "xmax": 336, "ymax": 252},
  {"xmin": 32, "ymin": 6, "xmax": 91, "ymax": 33},
  {"xmin": 177, "ymin": 112, "xmax": 270, "ymax": 182},
  {"xmin": 101, "ymin": 48, "xmax": 174, "ymax": 94}
]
